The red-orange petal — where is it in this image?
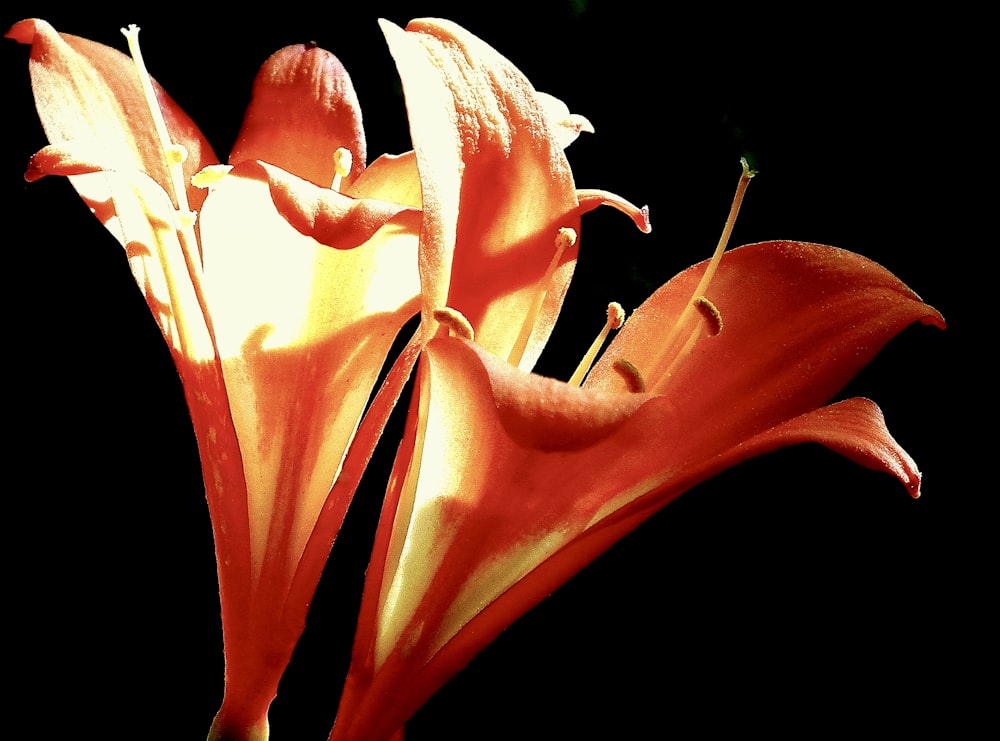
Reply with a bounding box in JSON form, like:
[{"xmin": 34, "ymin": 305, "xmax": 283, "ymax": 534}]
[
  {"xmin": 229, "ymin": 41, "xmax": 366, "ymax": 188},
  {"xmin": 588, "ymin": 241, "xmax": 946, "ymax": 455}
]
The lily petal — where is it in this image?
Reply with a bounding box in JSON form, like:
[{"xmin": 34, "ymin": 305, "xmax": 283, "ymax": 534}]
[
  {"xmin": 229, "ymin": 41, "xmax": 366, "ymax": 188},
  {"xmin": 380, "ymin": 18, "xmax": 590, "ymax": 368},
  {"xmin": 588, "ymin": 241, "xmax": 947, "ymax": 451},
  {"xmin": 331, "ymin": 242, "xmax": 942, "ymax": 741},
  {"xmin": 197, "ymin": 157, "xmax": 419, "ymax": 592}
]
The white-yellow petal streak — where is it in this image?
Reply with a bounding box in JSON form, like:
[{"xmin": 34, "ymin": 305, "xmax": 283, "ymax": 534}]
[{"xmin": 198, "ymin": 170, "xmax": 420, "ymax": 586}]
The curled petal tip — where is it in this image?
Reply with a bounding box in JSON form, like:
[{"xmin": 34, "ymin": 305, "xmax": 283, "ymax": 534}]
[
  {"xmin": 6, "ymin": 18, "xmax": 39, "ymax": 44},
  {"xmin": 639, "ymin": 204, "xmax": 652, "ymax": 233},
  {"xmin": 577, "ymin": 189, "xmax": 651, "ymax": 232}
]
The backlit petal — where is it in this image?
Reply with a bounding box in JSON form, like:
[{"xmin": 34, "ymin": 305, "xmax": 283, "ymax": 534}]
[
  {"xmin": 588, "ymin": 241, "xmax": 946, "ymax": 455},
  {"xmin": 8, "ymin": 19, "xmax": 215, "ymax": 213},
  {"xmin": 197, "ymin": 161, "xmax": 420, "ymax": 586},
  {"xmin": 229, "ymin": 42, "xmax": 366, "ymax": 188},
  {"xmin": 380, "ymin": 18, "xmax": 582, "ymax": 367}
]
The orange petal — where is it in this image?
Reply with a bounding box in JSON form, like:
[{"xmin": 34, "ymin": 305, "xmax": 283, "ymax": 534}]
[
  {"xmin": 229, "ymin": 41, "xmax": 366, "ymax": 188},
  {"xmin": 588, "ymin": 241, "xmax": 946, "ymax": 453},
  {"xmin": 380, "ymin": 18, "xmax": 582, "ymax": 367}
]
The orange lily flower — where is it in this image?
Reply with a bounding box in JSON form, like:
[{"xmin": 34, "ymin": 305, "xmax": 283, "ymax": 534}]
[
  {"xmin": 326, "ymin": 23, "xmax": 945, "ymax": 740},
  {"xmin": 334, "ymin": 237, "xmax": 944, "ymax": 741},
  {"xmin": 8, "ymin": 19, "xmax": 422, "ymax": 739}
]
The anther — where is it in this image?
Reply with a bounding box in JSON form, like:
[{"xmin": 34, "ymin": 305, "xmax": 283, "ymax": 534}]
[
  {"xmin": 332, "ymin": 147, "xmax": 353, "ymax": 192},
  {"xmin": 166, "ymin": 144, "xmax": 188, "ymax": 166},
  {"xmin": 433, "ymin": 307, "xmax": 475, "ymax": 341},
  {"xmin": 191, "ymin": 165, "xmax": 234, "ymax": 189},
  {"xmin": 694, "ymin": 296, "xmax": 723, "ymax": 336},
  {"xmin": 613, "ymin": 359, "xmax": 647, "ymax": 393},
  {"xmin": 555, "ymin": 227, "xmax": 578, "ymax": 252},
  {"xmin": 568, "ymin": 301, "xmax": 626, "ymax": 387}
]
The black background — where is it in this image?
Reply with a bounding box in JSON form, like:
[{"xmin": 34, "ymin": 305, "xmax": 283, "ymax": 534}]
[{"xmin": 3, "ymin": 2, "xmax": 987, "ymax": 738}]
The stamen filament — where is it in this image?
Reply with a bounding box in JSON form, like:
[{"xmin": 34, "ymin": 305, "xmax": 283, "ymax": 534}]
[
  {"xmin": 568, "ymin": 302, "xmax": 625, "ymax": 387},
  {"xmin": 507, "ymin": 227, "xmax": 577, "ymax": 368}
]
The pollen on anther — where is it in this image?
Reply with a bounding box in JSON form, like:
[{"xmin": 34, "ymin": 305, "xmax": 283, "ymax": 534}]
[
  {"xmin": 191, "ymin": 165, "xmax": 233, "ymax": 189},
  {"xmin": 556, "ymin": 227, "xmax": 578, "ymax": 251},
  {"xmin": 166, "ymin": 144, "xmax": 189, "ymax": 165},
  {"xmin": 694, "ymin": 296, "xmax": 723, "ymax": 336},
  {"xmin": 613, "ymin": 359, "xmax": 647, "ymax": 393},
  {"xmin": 607, "ymin": 302, "xmax": 625, "ymax": 330},
  {"xmin": 332, "ymin": 147, "xmax": 353, "ymax": 191},
  {"xmin": 433, "ymin": 307, "xmax": 475, "ymax": 341}
]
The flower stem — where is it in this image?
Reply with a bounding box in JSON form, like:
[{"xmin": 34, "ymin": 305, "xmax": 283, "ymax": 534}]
[{"xmin": 206, "ymin": 710, "xmax": 269, "ymax": 741}]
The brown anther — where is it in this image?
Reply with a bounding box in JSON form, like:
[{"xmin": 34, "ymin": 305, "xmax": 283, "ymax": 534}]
[
  {"xmin": 613, "ymin": 359, "xmax": 647, "ymax": 393},
  {"xmin": 694, "ymin": 296, "xmax": 723, "ymax": 336}
]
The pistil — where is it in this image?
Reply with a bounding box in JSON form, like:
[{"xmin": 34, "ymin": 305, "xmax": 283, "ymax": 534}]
[
  {"xmin": 120, "ymin": 24, "xmax": 219, "ymax": 362},
  {"xmin": 120, "ymin": 25, "xmax": 192, "ymax": 219}
]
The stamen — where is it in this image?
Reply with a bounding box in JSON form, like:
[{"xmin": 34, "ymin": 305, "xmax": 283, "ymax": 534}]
[
  {"xmin": 433, "ymin": 307, "xmax": 475, "ymax": 341},
  {"xmin": 120, "ymin": 25, "xmax": 191, "ymax": 216},
  {"xmin": 694, "ymin": 296, "xmax": 723, "ymax": 336},
  {"xmin": 644, "ymin": 158, "xmax": 754, "ymax": 389},
  {"xmin": 332, "ymin": 147, "xmax": 353, "ymax": 192},
  {"xmin": 613, "ymin": 359, "xmax": 647, "ymax": 393},
  {"xmin": 507, "ymin": 227, "xmax": 577, "ymax": 367},
  {"xmin": 568, "ymin": 302, "xmax": 626, "ymax": 387}
]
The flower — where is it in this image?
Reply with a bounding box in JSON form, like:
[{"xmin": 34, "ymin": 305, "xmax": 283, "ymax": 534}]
[
  {"xmin": 8, "ymin": 19, "xmax": 423, "ymax": 738},
  {"xmin": 333, "ymin": 238, "xmax": 944, "ymax": 741},
  {"xmin": 327, "ymin": 23, "xmax": 946, "ymax": 741}
]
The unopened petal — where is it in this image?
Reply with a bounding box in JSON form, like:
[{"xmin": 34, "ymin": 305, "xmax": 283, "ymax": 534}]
[{"xmin": 230, "ymin": 41, "xmax": 366, "ymax": 188}]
